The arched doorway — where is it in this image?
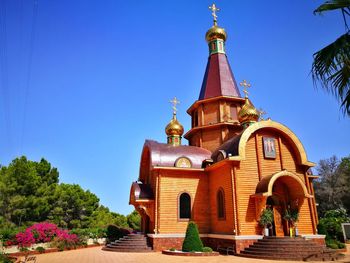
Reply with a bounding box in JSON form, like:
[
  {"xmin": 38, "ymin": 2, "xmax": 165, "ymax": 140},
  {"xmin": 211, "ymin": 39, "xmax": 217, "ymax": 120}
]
[
  {"xmin": 267, "ymin": 179, "xmax": 300, "ymax": 236},
  {"xmin": 254, "ymin": 170, "xmax": 312, "ymax": 237}
]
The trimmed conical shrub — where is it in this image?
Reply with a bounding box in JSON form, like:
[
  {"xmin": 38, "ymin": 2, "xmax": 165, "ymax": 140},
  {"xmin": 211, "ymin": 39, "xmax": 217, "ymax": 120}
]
[{"xmin": 182, "ymin": 221, "xmax": 203, "ymax": 252}]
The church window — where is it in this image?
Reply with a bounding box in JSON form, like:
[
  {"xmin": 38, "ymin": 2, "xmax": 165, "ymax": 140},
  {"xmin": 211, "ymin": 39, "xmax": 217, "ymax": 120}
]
[
  {"xmin": 179, "ymin": 193, "xmax": 191, "ymax": 219},
  {"xmin": 217, "ymin": 188, "xmax": 225, "ymax": 219},
  {"xmin": 193, "ymin": 111, "xmax": 199, "ymax": 127}
]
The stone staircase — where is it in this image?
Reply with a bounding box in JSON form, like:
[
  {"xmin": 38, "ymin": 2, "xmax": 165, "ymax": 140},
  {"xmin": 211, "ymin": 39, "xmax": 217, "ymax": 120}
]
[
  {"xmin": 102, "ymin": 233, "xmax": 152, "ymax": 252},
  {"xmin": 239, "ymin": 236, "xmax": 344, "ymax": 261}
]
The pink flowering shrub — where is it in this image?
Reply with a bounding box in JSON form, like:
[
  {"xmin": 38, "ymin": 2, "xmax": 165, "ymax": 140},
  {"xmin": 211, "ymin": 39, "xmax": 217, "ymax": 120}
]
[{"xmin": 15, "ymin": 222, "xmax": 78, "ymax": 249}]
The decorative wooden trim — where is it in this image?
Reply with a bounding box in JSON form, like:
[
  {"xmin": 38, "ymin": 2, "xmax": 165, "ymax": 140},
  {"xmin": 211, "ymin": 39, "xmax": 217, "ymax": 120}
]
[
  {"xmin": 230, "ymin": 167, "xmax": 237, "ymax": 234},
  {"xmin": 278, "ymin": 136, "xmax": 284, "ymax": 170},
  {"xmin": 155, "ymin": 170, "xmax": 159, "ymax": 234},
  {"xmin": 255, "ymin": 170, "xmax": 312, "ymax": 198},
  {"xmin": 237, "ymin": 120, "xmax": 315, "ymax": 167},
  {"xmin": 200, "ymin": 104, "xmax": 205, "ymax": 126},
  {"xmin": 158, "ymin": 172, "xmax": 162, "ymax": 233},
  {"xmin": 147, "ymin": 233, "xmax": 263, "ymax": 240},
  {"xmin": 254, "ymin": 133, "xmax": 262, "ymax": 181},
  {"xmin": 152, "ymin": 166, "xmax": 204, "ymax": 172},
  {"xmin": 233, "ymin": 166, "xmax": 240, "ymax": 234},
  {"xmin": 186, "ymin": 96, "xmax": 245, "ymax": 114},
  {"xmin": 310, "ymin": 178, "xmax": 319, "ymax": 226}
]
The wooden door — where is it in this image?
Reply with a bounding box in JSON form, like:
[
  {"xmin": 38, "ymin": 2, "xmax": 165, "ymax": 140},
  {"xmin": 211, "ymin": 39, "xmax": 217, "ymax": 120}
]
[{"xmin": 273, "ymin": 206, "xmax": 284, "ymax": 237}]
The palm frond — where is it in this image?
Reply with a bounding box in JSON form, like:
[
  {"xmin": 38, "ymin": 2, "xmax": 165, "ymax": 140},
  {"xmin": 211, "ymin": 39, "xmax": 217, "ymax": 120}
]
[
  {"xmin": 312, "ymin": 33, "xmax": 350, "ymax": 116},
  {"xmin": 314, "ymin": 0, "xmax": 350, "ymax": 14}
]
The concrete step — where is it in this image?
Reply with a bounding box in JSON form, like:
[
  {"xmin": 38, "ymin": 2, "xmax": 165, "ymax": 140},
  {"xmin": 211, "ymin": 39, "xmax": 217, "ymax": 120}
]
[
  {"xmin": 103, "ymin": 233, "xmax": 152, "ymax": 253},
  {"xmin": 102, "ymin": 247, "xmax": 152, "ymax": 253},
  {"xmin": 240, "ymin": 236, "xmax": 339, "ymax": 261}
]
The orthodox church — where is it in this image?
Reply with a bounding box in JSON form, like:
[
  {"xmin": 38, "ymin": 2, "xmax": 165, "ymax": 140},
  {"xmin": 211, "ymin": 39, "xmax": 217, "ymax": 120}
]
[{"xmin": 129, "ymin": 4, "xmax": 322, "ymax": 253}]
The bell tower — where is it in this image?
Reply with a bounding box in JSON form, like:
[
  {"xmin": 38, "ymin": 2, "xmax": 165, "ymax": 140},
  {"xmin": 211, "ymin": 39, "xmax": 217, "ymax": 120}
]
[{"xmin": 184, "ymin": 4, "xmax": 246, "ymax": 152}]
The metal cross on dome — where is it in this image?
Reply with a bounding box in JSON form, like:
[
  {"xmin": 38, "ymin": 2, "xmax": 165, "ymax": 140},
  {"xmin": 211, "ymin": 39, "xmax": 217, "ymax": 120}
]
[
  {"xmin": 240, "ymin": 80, "xmax": 251, "ymax": 98},
  {"xmin": 258, "ymin": 108, "xmax": 267, "ymax": 121},
  {"xmin": 170, "ymin": 97, "xmax": 180, "ymax": 114},
  {"xmin": 209, "ymin": 3, "xmax": 220, "ymax": 26}
]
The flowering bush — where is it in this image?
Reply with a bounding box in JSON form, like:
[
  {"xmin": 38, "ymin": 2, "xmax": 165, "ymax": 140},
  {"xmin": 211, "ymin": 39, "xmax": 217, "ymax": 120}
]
[{"xmin": 15, "ymin": 222, "xmax": 78, "ymax": 249}]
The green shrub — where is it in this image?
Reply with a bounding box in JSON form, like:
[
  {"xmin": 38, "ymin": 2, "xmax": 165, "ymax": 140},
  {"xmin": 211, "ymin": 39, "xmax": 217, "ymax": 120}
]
[
  {"xmin": 317, "ymin": 208, "xmax": 349, "ymax": 242},
  {"xmin": 326, "ymin": 238, "xmax": 346, "ymax": 249},
  {"xmin": 202, "ymin": 246, "xmax": 213, "ymax": 252},
  {"xmin": 337, "ymin": 241, "xmax": 346, "ymax": 249},
  {"xmin": 169, "ymin": 248, "xmax": 176, "ymax": 251},
  {"xmin": 0, "ymin": 227, "xmax": 18, "ymax": 244},
  {"xmin": 0, "ymin": 252, "xmax": 13, "ymax": 263},
  {"xmin": 328, "ymin": 242, "xmax": 339, "ymax": 249},
  {"xmin": 35, "ymin": 246, "xmax": 45, "ymax": 253},
  {"xmin": 259, "ymin": 209, "xmax": 274, "ymax": 228},
  {"xmin": 58, "ymin": 245, "xmax": 64, "ymax": 251},
  {"xmin": 182, "ymin": 222, "xmax": 203, "ymax": 252}
]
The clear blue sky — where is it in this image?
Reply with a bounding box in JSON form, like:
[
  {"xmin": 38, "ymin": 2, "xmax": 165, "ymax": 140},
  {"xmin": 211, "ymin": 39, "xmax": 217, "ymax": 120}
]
[{"xmin": 0, "ymin": 1, "xmax": 349, "ymax": 216}]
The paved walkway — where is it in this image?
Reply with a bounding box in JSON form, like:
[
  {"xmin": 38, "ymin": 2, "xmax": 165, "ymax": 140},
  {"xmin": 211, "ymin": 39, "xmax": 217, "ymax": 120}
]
[{"xmin": 30, "ymin": 245, "xmax": 350, "ymax": 263}]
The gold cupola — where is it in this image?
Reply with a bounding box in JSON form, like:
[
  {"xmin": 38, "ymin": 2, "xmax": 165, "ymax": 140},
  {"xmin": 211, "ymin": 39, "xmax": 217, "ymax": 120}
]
[
  {"xmin": 166, "ymin": 97, "xmax": 184, "ymax": 146},
  {"xmin": 238, "ymin": 80, "xmax": 259, "ymax": 128},
  {"xmin": 205, "ymin": 25, "xmax": 227, "ymax": 43},
  {"xmin": 205, "ymin": 4, "xmax": 227, "ymax": 55}
]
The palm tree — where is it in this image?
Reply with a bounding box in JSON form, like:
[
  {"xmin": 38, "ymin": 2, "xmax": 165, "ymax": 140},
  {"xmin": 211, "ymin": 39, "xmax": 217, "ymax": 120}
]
[{"xmin": 312, "ymin": 0, "xmax": 350, "ymax": 116}]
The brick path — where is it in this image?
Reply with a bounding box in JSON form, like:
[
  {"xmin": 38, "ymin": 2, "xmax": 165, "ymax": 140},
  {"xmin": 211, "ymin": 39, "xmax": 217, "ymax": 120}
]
[{"xmin": 29, "ymin": 245, "xmax": 350, "ymax": 263}]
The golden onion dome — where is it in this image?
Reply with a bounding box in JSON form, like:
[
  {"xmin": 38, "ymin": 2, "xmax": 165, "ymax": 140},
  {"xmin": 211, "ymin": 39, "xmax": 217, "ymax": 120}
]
[
  {"xmin": 205, "ymin": 25, "xmax": 227, "ymax": 42},
  {"xmin": 165, "ymin": 114, "xmax": 184, "ymax": 136},
  {"xmin": 238, "ymin": 98, "xmax": 259, "ymax": 124}
]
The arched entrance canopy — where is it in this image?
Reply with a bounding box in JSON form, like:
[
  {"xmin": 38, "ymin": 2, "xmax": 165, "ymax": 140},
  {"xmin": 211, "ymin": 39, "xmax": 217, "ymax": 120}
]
[
  {"xmin": 255, "ymin": 170, "xmax": 312, "ymax": 198},
  {"xmin": 234, "ymin": 120, "xmax": 315, "ymax": 167}
]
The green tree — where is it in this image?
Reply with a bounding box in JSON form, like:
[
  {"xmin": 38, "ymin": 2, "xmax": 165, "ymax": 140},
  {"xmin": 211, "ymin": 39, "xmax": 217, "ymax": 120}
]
[
  {"xmin": 88, "ymin": 206, "xmax": 128, "ymax": 228},
  {"xmin": 126, "ymin": 210, "xmax": 141, "ymax": 230},
  {"xmin": 312, "ymin": 0, "xmax": 350, "ymax": 116},
  {"xmin": 0, "ymin": 157, "xmax": 59, "ymax": 225},
  {"xmin": 313, "ymin": 155, "xmax": 350, "ymax": 216},
  {"xmin": 48, "ymin": 184, "xmax": 99, "ymax": 229},
  {"xmin": 182, "ymin": 221, "xmax": 203, "ymax": 252}
]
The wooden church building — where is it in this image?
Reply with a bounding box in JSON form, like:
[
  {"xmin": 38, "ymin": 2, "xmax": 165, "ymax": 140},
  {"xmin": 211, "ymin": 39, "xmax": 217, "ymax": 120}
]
[{"xmin": 129, "ymin": 5, "xmax": 323, "ymax": 253}]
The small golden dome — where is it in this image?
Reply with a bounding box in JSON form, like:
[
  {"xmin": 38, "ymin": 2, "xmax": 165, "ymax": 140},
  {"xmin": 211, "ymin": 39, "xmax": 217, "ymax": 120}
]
[
  {"xmin": 165, "ymin": 114, "xmax": 184, "ymax": 136},
  {"xmin": 238, "ymin": 98, "xmax": 259, "ymax": 124},
  {"xmin": 205, "ymin": 26, "xmax": 227, "ymax": 42}
]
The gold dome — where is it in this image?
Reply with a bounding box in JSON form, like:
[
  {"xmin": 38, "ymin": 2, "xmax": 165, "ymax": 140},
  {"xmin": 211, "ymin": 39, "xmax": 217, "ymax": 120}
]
[
  {"xmin": 165, "ymin": 114, "xmax": 184, "ymax": 136},
  {"xmin": 205, "ymin": 26, "xmax": 227, "ymax": 42},
  {"xmin": 238, "ymin": 98, "xmax": 259, "ymax": 124}
]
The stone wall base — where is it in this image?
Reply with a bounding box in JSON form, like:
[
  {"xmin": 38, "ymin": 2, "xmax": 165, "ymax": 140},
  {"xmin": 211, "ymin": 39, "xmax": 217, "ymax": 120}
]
[
  {"xmin": 149, "ymin": 237, "xmax": 184, "ymax": 251},
  {"xmin": 148, "ymin": 235, "xmax": 259, "ymax": 254}
]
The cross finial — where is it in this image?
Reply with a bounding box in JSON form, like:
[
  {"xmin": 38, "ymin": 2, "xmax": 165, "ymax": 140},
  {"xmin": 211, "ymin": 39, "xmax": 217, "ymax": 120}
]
[
  {"xmin": 170, "ymin": 97, "xmax": 180, "ymax": 115},
  {"xmin": 209, "ymin": 3, "xmax": 220, "ymax": 26},
  {"xmin": 240, "ymin": 80, "xmax": 251, "ymax": 98},
  {"xmin": 258, "ymin": 108, "xmax": 266, "ymax": 121}
]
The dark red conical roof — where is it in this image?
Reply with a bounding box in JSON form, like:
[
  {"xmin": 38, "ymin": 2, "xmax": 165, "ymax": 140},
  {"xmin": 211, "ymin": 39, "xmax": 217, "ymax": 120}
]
[{"xmin": 198, "ymin": 53, "xmax": 241, "ymax": 100}]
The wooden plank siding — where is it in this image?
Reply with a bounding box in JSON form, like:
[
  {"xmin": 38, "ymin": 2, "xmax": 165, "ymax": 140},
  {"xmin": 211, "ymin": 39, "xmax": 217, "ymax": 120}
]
[
  {"xmin": 235, "ymin": 130, "xmax": 314, "ymax": 235},
  {"xmin": 157, "ymin": 171, "xmax": 209, "ymax": 234},
  {"xmin": 297, "ymin": 198, "xmax": 314, "ymax": 234},
  {"xmin": 256, "ymin": 131, "xmax": 283, "ymax": 179},
  {"xmin": 203, "ymin": 103, "xmax": 219, "ymax": 125},
  {"xmin": 208, "ymin": 164, "xmax": 235, "ymax": 234},
  {"xmin": 202, "ymin": 129, "xmax": 222, "ymax": 152},
  {"xmin": 235, "ymin": 135, "xmax": 260, "ymax": 235}
]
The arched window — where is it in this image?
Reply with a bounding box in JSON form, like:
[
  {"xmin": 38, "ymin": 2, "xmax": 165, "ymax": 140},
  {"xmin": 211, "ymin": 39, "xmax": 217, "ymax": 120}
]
[
  {"xmin": 179, "ymin": 193, "xmax": 191, "ymax": 219},
  {"xmin": 217, "ymin": 189, "xmax": 225, "ymax": 219}
]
